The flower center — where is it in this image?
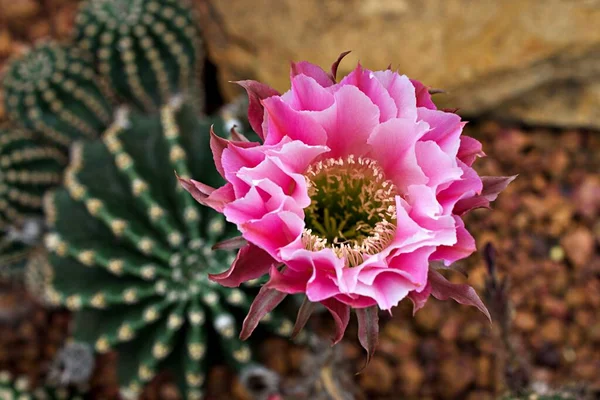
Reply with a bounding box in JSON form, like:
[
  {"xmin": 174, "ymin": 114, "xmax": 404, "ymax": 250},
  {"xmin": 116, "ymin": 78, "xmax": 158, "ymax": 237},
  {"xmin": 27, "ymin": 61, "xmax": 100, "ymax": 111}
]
[{"xmin": 302, "ymin": 156, "xmax": 396, "ymax": 267}]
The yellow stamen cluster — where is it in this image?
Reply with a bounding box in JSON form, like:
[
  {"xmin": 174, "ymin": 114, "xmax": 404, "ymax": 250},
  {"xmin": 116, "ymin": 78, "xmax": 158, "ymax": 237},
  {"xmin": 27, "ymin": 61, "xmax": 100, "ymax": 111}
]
[{"xmin": 302, "ymin": 155, "xmax": 396, "ymax": 267}]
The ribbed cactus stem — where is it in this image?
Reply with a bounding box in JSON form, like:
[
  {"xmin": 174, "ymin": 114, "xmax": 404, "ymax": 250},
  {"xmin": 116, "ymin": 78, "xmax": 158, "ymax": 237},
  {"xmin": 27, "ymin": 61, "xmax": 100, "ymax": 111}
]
[
  {"xmin": 2, "ymin": 42, "xmax": 114, "ymax": 149},
  {"xmin": 75, "ymin": 0, "xmax": 204, "ymax": 112},
  {"xmin": 42, "ymin": 100, "xmax": 298, "ymax": 398}
]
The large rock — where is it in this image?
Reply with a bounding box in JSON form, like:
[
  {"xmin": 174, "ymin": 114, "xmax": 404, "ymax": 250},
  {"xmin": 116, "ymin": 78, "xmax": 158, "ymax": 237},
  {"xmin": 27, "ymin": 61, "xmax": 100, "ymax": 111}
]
[{"xmin": 196, "ymin": 0, "xmax": 600, "ymax": 129}]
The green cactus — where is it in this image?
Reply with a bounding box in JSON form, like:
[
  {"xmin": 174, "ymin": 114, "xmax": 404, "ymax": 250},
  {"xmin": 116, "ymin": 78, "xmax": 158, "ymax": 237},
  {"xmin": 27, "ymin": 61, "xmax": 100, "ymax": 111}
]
[
  {"xmin": 2, "ymin": 42, "xmax": 114, "ymax": 149},
  {"xmin": 42, "ymin": 100, "xmax": 294, "ymax": 399},
  {"xmin": 0, "ymin": 126, "xmax": 66, "ymax": 280},
  {"xmin": 74, "ymin": 0, "xmax": 204, "ymax": 112},
  {"xmin": 0, "ymin": 371, "xmax": 84, "ymax": 400}
]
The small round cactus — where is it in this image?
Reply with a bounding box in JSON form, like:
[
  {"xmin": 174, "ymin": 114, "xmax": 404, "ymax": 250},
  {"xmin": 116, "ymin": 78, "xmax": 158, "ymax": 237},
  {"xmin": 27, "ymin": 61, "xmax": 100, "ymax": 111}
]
[
  {"xmin": 43, "ymin": 100, "xmax": 294, "ymax": 399},
  {"xmin": 0, "ymin": 126, "xmax": 66, "ymax": 279},
  {"xmin": 0, "ymin": 371, "xmax": 84, "ymax": 400},
  {"xmin": 2, "ymin": 42, "xmax": 114, "ymax": 148},
  {"xmin": 74, "ymin": 0, "xmax": 204, "ymax": 112}
]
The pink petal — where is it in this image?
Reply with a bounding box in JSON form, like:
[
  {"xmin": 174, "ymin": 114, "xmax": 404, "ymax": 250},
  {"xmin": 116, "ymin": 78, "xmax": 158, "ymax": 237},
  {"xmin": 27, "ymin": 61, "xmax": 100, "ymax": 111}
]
[
  {"xmin": 437, "ymin": 160, "xmax": 482, "ymax": 214},
  {"xmin": 265, "ymin": 265, "xmax": 311, "ymax": 294},
  {"xmin": 292, "ymin": 297, "xmax": 318, "ymax": 338},
  {"xmin": 262, "ymin": 96, "xmax": 328, "ymax": 146},
  {"xmin": 367, "ymin": 118, "xmax": 429, "ymax": 192},
  {"xmin": 457, "ymin": 135, "xmax": 485, "ymax": 166},
  {"xmin": 372, "ymin": 70, "xmax": 418, "ymax": 120},
  {"xmin": 315, "ymin": 85, "xmax": 381, "ymax": 158},
  {"xmin": 408, "ymin": 281, "xmax": 431, "ymax": 315},
  {"xmin": 353, "ymin": 273, "xmax": 414, "ymax": 310},
  {"xmin": 415, "ymin": 140, "xmax": 463, "ymax": 190},
  {"xmin": 321, "ymin": 298, "xmax": 350, "ymax": 345},
  {"xmin": 236, "ymin": 80, "xmax": 280, "ymax": 141},
  {"xmin": 418, "ymin": 108, "xmax": 464, "ymax": 158},
  {"xmin": 178, "ymin": 176, "xmax": 234, "ymax": 213},
  {"xmin": 224, "ymin": 186, "xmax": 269, "ymax": 224},
  {"xmin": 282, "ymin": 74, "xmax": 335, "ymax": 111},
  {"xmin": 209, "ymin": 243, "xmax": 277, "ymax": 287},
  {"xmin": 410, "ymin": 79, "xmax": 437, "ymax": 110},
  {"xmin": 290, "ymin": 60, "xmax": 335, "ymax": 87},
  {"xmin": 240, "ymin": 211, "xmax": 304, "ymax": 260},
  {"xmin": 339, "ymin": 64, "xmax": 398, "ymax": 122},
  {"xmin": 454, "ymin": 175, "xmax": 517, "ymax": 215},
  {"xmin": 431, "ymin": 216, "xmax": 476, "ymax": 265},
  {"xmin": 210, "ymin": 126, "xmax": 258, "ymax": 179}
]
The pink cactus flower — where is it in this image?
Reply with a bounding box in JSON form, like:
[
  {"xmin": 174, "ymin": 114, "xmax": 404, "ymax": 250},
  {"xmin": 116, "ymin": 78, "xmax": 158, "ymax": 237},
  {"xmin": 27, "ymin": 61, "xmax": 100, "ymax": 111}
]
[{"xmin": 180, "ymin": 52, "xmax": 515, "ymax": 359}]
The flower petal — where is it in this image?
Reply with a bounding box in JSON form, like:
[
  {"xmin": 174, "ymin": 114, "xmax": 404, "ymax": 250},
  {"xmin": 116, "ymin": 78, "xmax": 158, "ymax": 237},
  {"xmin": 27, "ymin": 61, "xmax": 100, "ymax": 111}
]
[
  {"xmin": 209, "ymin": 243, "xmax": 277, "ymax": 287},
  {"xmin": 454, "ymin": 175, "xmax": 517, "ymax": 215},
  {"xmin": 457, "ymin": 135, "xmax": 485, "ymax": 166},
  {"xmin": 430, "ymin": 216, "xmax": 476, "ymax": 265},
  {"xmin": 282, "ymin": 74, "xmax": 335, "ymax": 111},
  {"xmin": 410, "ymin": 79, "xmax": 437, "ymax": 110},
  {"xmin": 240, "ymin": 286, "xmax": 287, "ymax": 340},
  {"xmin": 321, "ymin": 298, "xmax": 350, "ymax": 345},
  {"xmin": 262, "ymin": 96, "xmax": 329, "ymax": 146},
  {"xmin": 408, "ymin": 281, "xmax": 431, "ymax": 315},
  {"xmin": 367, "ymin": 118, "xmax": 429, "ymax": 192},
  {"xmin": 339, "ymin": 64, "xmax": 398, "ymax": 122},
  {"xmin": 428, "ymin": 269, "xmax": 491, "ymax": 322},
  {"xmin": 236, "ymin": 80, "xmax": 280, "ymax": 140},
  {"xmin": 372, "ymin": 70, "xmax": 418, "ymax": 120},
  {"xmin": 356, "ymin": 306, "xmax": 379, "ymax": 370},
  {"xmin": 290, "ymin": 60, "xmax": 335, "ymax": 87}
]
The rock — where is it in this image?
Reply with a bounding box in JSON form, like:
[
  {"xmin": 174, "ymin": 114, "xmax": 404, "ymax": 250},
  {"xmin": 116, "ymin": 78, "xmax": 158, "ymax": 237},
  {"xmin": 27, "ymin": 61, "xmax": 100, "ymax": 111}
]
[
  {"xmin": 514, "ymin": 311, "xmax": 537, "ymax": 332},
  {"xmin": 359, "ymin": 356, "xmax": 394, "ymax": 395},
  {"xmin": 196, "ymin": 0, "xmax": 600, "ymax": 129},
  {"xmin": 540, "ymin": 318, "xmax": 565, "ymax": 344},
  {"xmin": 0, "ymin": 29, "xmax": 11, "ymax": 58},
  {"xmin": 561, "ymin": 226, "xmax": 595, "ymax": 268}
]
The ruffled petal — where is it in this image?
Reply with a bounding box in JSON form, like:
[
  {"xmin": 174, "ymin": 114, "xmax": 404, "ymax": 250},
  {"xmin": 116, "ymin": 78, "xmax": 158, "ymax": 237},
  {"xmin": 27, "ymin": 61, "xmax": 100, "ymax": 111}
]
[
  {"xmin": 457, "ymin": 135, "xmax": 485, "ymax": 166},
  {"xmin": 418, "ymin": 108, "xmax": 464, "ymax": 158},
  {"xmin": 367, "ymin": 118, "xmax": 429, "ymax": 192},
  {"xmin": 372, "ymin": 70, "xmax": 418, "ymax": 120},
  {"xmin": 236, "ymin": 80, "xmax": 280, "ymax": 140},
  {"xmin": 262, "ymin": 96, "xmax": 328, "ymax": 146},
  {"xmin": 410, "ymin": 79, "xmax": 437, "ymax": 110},
  {"xmin": 431, "ymin": 216, "xmax": 476, "ymax": 265},
  {"xmin": 282, "ymin": 74, "xmax": 335, "ymax": 111},
  {"xmin": 339, "ymin": 64, "xmax": 398, "ymax": 122}
]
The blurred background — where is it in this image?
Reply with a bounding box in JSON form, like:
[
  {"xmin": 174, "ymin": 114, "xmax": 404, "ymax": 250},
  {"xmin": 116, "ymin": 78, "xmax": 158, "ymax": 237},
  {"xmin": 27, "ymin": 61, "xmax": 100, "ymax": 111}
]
[{"xmin": 0, "ymin": 0, "xmax": 598, "ymax": 399}]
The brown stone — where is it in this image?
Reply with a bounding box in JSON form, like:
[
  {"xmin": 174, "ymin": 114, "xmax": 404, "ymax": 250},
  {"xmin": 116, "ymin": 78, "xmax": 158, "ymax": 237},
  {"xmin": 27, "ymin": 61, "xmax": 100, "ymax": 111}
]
[
  {"xmin": 359, "ymin": 356, "xmax": 394, "ymax": 395},
  {"xmin": 561, "ymin": 226, "xmax": 595, "ymax": 268},
  {"xmin": 514, "ymin": 311, "xmax": 537, "ymax": 332},
  {"xmin": 197, "ymin": 0, "xmax": 600, "ymax": 129},
  {"xmin": 540, "ymin": 318, "xmax": 565, "ymax": 344},
  {"xmin": 397, "ymin": 360, "xmax": 424, "ymax": 396}
]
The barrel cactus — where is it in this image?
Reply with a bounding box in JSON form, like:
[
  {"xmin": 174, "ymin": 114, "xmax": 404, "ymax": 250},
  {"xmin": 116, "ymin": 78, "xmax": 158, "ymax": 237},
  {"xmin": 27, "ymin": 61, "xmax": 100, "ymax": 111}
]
[
  {"xmin": 74, "ymin": 0, "xmax": 204, "ymax": 112},
  {"xmin": 42, "ymin": 100, "xmax": 294, "ymax": 399},
  {"xmin": 0, "ymin": 126, "xmax": 66, "ymax": 280},
  {"xmin": 2, "ymin": 42, "xmax": 114, "ymax": 149},
  {"xmin": 0, "ymin": 371, "xmax": 84, "ymax": 400}
]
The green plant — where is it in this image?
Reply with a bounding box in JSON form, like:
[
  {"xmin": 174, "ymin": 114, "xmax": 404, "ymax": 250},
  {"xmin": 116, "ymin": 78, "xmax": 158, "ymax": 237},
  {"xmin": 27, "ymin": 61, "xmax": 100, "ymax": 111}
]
[
  {"xmin": 2, "ymin": 42, "xmax": 114, "ymax": 149},
  {"xmin": 0, "ymin": 371, "xmax": 84, "ymax": 400},
  {"xmin": 74, "ymin": 0, "xmax": 204, "ymax": 112},
  {"xmin": 42, "ymin": 100, "xmax": 294, "ymax": 399},
  {"xmin": 0, "ymin": 126, "xmax": 66, "ymax": 280}
]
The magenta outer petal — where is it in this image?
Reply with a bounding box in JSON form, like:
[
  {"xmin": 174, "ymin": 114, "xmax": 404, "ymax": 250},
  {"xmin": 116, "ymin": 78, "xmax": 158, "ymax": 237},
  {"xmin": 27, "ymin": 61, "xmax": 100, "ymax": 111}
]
[
  {"xmin": 408, "ymin": 281, "xmax": 432, "ymax": 315},
  {"xmin": 236, "ymin": 80, "xmax": 280, "ymax": 140},
  {"xmin": 321, "ymin": 298, "xmax": 351, "ymax": 345},
  {"xmin": 265, "ymin": 265, "xmax": 311, "ymax": 294},
  {"xmin": 410, "ymin": 79, "xmax": 437, "ymax": 110},
  {"xmin": 290, "ymin": 60, "xmax": 335, "ymax": 87},
  {"xmin": 371, "ymin": 70, "xmax": 418, "ymax": 120},
  {"xmin": 457, "ymin": 135, "xmax": 485, "ymax": 166},
  {"xmin": 209, "ymin": 243, "xmax": 277, "ymax": 287}
]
